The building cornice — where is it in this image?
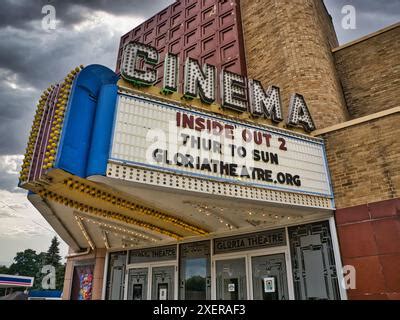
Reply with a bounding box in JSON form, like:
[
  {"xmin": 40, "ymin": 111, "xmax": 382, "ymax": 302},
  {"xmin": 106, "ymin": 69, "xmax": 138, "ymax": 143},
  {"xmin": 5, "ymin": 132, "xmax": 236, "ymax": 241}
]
[
  {"xmin": 332, "ymin": 22, "xmax": 400, "ymax": 53},
  {"xmin": 312, "ymin": 107, "xmax": 400, "ymax": 136}
]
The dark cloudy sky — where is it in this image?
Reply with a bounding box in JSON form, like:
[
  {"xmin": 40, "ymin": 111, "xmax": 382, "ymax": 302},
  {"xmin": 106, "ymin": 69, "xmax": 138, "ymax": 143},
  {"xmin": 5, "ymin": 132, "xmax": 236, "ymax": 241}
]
[{"xmin": 0, "ymin": 0, "xmax": 399, "ymax": 266}]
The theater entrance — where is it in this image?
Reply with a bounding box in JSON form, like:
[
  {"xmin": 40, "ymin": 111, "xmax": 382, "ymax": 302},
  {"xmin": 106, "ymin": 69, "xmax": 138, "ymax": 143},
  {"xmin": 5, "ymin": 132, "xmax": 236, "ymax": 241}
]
[
  {"xmin": 126, "ymin": 263, "xmax": 177, "ymax": 300},
  {"xmin": 213, "ymin": 249, "xmax": 292, "ymax": 300}
]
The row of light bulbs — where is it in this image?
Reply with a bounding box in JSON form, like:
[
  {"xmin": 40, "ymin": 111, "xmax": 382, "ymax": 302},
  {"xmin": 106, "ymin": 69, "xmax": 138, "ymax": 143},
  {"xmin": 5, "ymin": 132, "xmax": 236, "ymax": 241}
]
[
  {"xmin": 42, "ymin": 66, "xmax": 84, "ymax": 170},
  {"xmin": 77, "ymin": 213, "xmax": 159, "ymax": 243},
  {"xmin": 62, "ymin": 177, "xmax": 209, "ymax": 236},
  {"xmin": 37, "ymin": 188, "xmax": 183, "ymax": 240},
  {"xmin": 19, "ymin": 66, "xmax": 84, "ymax": 182},
  {"xmin": 74, "ymin": 216, "xmax": 95, "ymax": 250},
  {"xmin": 19, "ymin": 87, "xmax": 51, "ymax": 181},
  {"xmin": 197, "ymin": 206, "xmax": 234, "ymax": 230},
  {"xmin": 42, "ymin": 83, "xmax": 65, "ymax": 170},
  {"xmin": 194, "ymin": 203, "xmax": 303, "ymax": 228},
  {"xmin": 101, "ymin": 230, "xmax": 110, "ymax": 250},
  {"xmin": 121, "ymin": 240, "xmax": 140, "ymax": 249},
  {"xmin": 75, "ymin": 214, "xmax": 160, "ymax": 250},
  {"xmin": 194, "ymin": 204, "xmax": 236, "ymax": 230}
]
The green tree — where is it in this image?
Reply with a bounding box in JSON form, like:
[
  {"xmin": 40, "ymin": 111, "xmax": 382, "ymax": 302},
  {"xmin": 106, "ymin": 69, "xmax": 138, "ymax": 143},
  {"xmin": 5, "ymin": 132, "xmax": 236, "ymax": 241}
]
[
  {"xmin": 0, "ymin": 265, "xmax": 9, "ymax": 274},
  {"xmin": 8, "ymin": 249, "xmax": 41, "ymax": 278},
  {"xmin": 7, "ymin": 249, "xmax": 43, "ymax": 291},
  {"xmin": 45, "ymin": 236, "xmax": 62, "ymax": 267}
]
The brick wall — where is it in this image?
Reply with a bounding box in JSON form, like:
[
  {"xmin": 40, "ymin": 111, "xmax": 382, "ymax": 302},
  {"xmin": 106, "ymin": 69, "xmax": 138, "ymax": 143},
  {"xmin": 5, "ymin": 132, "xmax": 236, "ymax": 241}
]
[
  {"xmin": 322, "ymin": 113, "xmax": 400, "ymax": 209},
  {"xmin": 333, "ymin": 24, "xmax": 400, "ymax": 119},
  {"xmin": 240, "ymin": 0, "xmax": 349, "ymax": 130}
]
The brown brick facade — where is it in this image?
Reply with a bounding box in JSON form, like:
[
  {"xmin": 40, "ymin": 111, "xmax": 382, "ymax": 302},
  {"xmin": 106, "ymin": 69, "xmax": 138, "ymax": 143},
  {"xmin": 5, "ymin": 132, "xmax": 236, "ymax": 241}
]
[
  {"xmin": 322, "ymin": 113, "xmax": 400, "ymax": 209},
  {"xmin": 240, "ymin": 0, "xmax": 349, "ymax": 130},
  {"xmin": 334, "ymin": 24, "xmax": 400, "ymax": 119}
]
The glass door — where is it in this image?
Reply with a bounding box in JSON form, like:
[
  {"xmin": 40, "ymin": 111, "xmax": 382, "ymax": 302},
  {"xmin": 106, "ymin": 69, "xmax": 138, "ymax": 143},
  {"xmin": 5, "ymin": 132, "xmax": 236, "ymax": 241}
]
[
  {"xmin": 179, "ymin": 241, "xmax": 211, "ymax": 300},
  {"xmin": 151, "ymin": 266, "xmax": 175, "ymax": 300},
  {"xmin": 216, "ymin": 258, "xmax": 247, "ymax": 300},
  {"xmin": 127, "ymin": 268, "xmax": 148, "ymax": 300},
  {"xmin": 251, "ymin": 253, "xmax": 289, "ymax": 300}
]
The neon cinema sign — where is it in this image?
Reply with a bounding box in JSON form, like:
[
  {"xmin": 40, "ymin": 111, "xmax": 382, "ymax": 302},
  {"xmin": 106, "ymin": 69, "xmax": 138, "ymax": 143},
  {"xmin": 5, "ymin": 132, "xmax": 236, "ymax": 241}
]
[{"xmin": 120, "ymin": 41, "xmax": 316, "ymax": 132}]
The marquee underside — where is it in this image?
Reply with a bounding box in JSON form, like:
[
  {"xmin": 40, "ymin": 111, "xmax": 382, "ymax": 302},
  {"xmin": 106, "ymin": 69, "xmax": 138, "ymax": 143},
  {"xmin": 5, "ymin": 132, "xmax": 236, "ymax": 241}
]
[{"xmin": 27, "ymin": 168, "xmax": 333, "ymax": 251}]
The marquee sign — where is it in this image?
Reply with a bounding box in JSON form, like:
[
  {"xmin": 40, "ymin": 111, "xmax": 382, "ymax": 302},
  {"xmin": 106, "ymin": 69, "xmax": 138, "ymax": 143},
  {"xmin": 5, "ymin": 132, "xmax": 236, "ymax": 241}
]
[
  {"xmin": 120, "ymin": 42, "xmax": 316, "ymax": 132},
  {"xmin": 110, "ymin": 93, "xmax": 332, "ymax": 197}
]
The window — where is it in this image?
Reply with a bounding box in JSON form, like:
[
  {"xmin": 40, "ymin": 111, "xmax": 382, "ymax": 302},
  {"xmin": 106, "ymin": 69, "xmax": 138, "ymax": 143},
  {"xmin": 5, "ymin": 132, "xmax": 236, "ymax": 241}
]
[{"xmin": 179, "ymin": 241, "xmax": 211, "ymax": 300}]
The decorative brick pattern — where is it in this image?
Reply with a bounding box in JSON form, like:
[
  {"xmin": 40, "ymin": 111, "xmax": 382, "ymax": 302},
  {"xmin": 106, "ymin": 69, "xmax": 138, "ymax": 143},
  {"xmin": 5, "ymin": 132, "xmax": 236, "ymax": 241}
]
[
  {"xmin": 334, "ymin": 24, "xmax": 400, "ymax": 119},
  {"xmin": 240, "ymin": 0, "xmax": 349, "ymax": 130}
]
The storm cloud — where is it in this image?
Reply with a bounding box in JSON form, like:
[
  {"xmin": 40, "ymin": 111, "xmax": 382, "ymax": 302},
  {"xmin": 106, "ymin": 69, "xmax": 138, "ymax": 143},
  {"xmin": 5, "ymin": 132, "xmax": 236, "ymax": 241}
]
[{"xmin": 0, "ymin": 0, "xmax": 174, "ymax": 29}]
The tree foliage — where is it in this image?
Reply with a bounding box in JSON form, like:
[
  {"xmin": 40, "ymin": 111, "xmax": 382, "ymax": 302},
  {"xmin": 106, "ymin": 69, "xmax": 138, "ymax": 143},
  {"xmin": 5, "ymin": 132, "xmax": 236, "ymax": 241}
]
[
  {"xmin": 45, "ymin": 236, "xmax": 62, "ymax": 267},
  {"xmin": 0, "ymin": 265, "xmax": 9, "ymax": 274},
  {"xmin": 8, "ymin": 249, "xmax": 42, "ymax": 278}
]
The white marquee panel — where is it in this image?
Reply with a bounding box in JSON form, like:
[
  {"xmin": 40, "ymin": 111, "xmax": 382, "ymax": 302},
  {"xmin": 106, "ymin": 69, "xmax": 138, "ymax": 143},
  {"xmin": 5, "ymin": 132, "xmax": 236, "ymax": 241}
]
[{"xmin": 110, "ymin": 93, "xmax": 333, "ymax": 198}]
